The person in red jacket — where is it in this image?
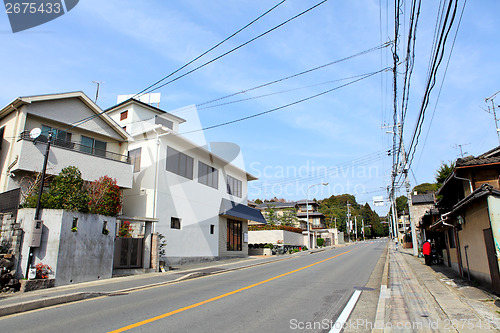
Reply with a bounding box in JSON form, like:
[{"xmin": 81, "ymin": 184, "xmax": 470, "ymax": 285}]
[{"xmin": 423, "ymin": 240, "xmax": 432, "ymax": 265}]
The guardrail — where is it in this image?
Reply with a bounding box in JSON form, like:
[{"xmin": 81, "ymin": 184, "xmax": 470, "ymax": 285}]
[{"xmin": 19, "ymin": 131, "xmax": 130, "ymax": 163}]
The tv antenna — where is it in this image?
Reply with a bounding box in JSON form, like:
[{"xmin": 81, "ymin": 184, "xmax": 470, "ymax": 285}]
[{"xmin": 92, "ymin": 81, "xmax": 104, "ymax": 103}]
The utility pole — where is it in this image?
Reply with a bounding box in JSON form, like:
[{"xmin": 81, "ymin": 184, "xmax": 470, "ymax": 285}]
[
  {"xmin": 362, "ymin": 219, "xmax": 365, "ymax": 241},
  {"xmin": 92, "ymin": 81, "xmax": 103, "ymax": 103},
  {"xmin": 354, "ymin": 216, "xmax": 357, "ymax": 241},
  {"xmin": 346, "ymin": 201, "xmax": 351, "ymax": 242},
  {"xmin": 485, "ymin": 91, "xmax": 500, "ymax": 145}
]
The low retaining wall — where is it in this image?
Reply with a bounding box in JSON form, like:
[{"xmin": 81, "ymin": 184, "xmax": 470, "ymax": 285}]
[
  {"xmin": 248, "ymin": 248, "xmax": 272, "ymax": 256},
  {"xmin": 19, "ymin": 279, "xmax": 55, "ymax": 292}
]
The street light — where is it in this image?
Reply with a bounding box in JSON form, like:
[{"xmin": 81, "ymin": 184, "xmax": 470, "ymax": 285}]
[{"xmin": 306, "ymin": 182, "xmax": 328, "ymax": 249}]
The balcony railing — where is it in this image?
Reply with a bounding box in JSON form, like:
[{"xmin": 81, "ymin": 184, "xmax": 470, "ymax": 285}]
[{"xmin": 19, "ymin": 131, "xmax": 130, "ymax": 163}]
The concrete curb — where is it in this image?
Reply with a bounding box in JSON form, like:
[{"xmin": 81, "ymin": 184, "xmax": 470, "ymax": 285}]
[
  {"xmin": 372, "ymin": 242, "xmax": 390, "ymax": 333},
  {"xmin": 0, "ymin": 292, "xmax": 107, "ymax": 317}
]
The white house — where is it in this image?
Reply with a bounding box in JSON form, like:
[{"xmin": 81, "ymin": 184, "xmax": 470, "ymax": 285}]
[
  {"xmin": 106, "ymin": 98, "xmax": 266, "ymax": 265},
  {"xmin": 0, "ymin": 91, "xmax": 133, "ymax": 198},
  {"xmin": 0, "ymin": 91, "xmax": 135, "ymax": 283}
]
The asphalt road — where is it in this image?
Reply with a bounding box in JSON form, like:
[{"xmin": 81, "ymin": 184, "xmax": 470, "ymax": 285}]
[{"xmin": 0, "ymin": 240, "xmax": 387, "ymax": 333}]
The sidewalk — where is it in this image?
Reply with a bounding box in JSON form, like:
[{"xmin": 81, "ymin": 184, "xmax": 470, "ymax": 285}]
[
  {"xmin": 375, "ymin": 244, "xmax": 500, "ymax": 332},
  {"xmin": 0, "ymin": 245, "xmax": 342, "ymax": 317}
]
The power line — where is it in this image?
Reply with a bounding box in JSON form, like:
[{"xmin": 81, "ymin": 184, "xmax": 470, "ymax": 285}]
[
  {"xmin": 184, "ymin": 73, "xmax": 378, "ymax": 112},
  {"xmin": 405, "ymin": 0, "xmax": 459, "ymax": 170},
  {"xmin": 253, "ymin": 149, "xmax": 392, "ymax": 188},
  {"xmin": 188, "ymin": 42, "xmax": 393, "ymax": 110},
  {"xmin": 179, "ymin": 67, "xmax": 390, "ymax": 135},
  {"xmin": 414, "ymin": 0, "xmax": 467, "ymax": 173},
  {"xmin": 133, "ymin": 0, "xmax": 289, "ymax": 99},
  {"xmin": 141, "ymin": 0, "xmax": 331, "ymax": 95}
]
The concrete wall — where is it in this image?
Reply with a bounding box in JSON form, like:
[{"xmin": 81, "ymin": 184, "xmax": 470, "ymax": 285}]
[
  {"xmin": 16, "ymin": 209, "xmax": 116, "ymax": 286},
  {"xmin": 457, "ymin": 199, "xmax": 492, "ymax": 285},
  {"xmin": 248, "ymin": 229, "xmax": 304, "ymax": 246}
]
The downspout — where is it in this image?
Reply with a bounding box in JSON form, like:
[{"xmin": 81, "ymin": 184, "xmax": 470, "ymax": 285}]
[
  {"xmin": 152, "ymin": 128, "xmax": 170, "ymax": 226},
  {"xmin": 453, "ymin": 172, "xmax": 473, "ymax": 195}
]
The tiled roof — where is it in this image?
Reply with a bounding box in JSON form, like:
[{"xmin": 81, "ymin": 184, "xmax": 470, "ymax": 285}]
[
  {"xmin": 411, "ymin": 193, "xmax": 434, "ymax": 204},
  {"xmin": 456, "ymin": 155, "xmax": 500, "ymax": 167},
  {"xmin": 256, "ymin": 201, "xmax": 296, "ymax": 209}
]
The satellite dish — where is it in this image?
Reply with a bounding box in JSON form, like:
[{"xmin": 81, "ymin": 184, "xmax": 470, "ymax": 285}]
[{"xmin": 29, "ymin": 128, "xmax": 42, "ymax": 139}]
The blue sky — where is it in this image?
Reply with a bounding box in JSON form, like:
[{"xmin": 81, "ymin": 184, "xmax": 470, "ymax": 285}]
[{"xmin": 1, "ymin": 0, "xmax": 499, "ymax": 214}]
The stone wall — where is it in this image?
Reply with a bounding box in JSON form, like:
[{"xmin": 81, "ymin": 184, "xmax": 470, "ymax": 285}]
[{"xmin": 0, "ymin": 213, "xmax": 23, "ymax": 275}]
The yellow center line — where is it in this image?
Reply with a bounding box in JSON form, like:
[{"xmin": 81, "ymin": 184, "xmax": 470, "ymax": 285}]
[{"xmin": 109, "ymin": 249, "xmax": 352, "ymax": 333}]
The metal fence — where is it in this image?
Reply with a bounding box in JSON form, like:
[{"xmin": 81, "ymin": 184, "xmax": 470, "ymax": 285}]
[{"xmin": 19, "ymin": 131, "xmax": 130, "ymax": 163}]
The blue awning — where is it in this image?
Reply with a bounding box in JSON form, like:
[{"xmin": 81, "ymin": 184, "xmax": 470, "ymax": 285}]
[{"xmin": 219, "ymin": 199, "xmax": 267, "ymax": 224}]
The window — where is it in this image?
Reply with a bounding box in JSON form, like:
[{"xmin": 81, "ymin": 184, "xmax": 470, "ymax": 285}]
[
  {"xmin": 171, "ymin": 217, "xmax": 181, "ymax": 229},
  {"xmin": 166, "ymin": 146, "xmax": 193, "ymax": 179},
  {"xmin": 80, "ymin": 136, "xmax": 107, "ymax": 157},
  {"xmin": 120, "ymin": 110, "xmax": 128, "ymax": 121},
  {"xmin": 41, "ymin": 125, "xmax": 72, "ymax": 148},
  {"xmin": 227, "ymin": 175, "xmax": 242, "ymax": 198},
  {"xmin": 0, "ymin": 126, "xmax": 4, "ymax": 150},
  {"xmin": 210, "ymin": 224, "xmax": 215, "ymax": 235},
  {"xmin": 128, "ymin": 148, "xmax": 141, "ymax": 172},
  {"xmin": 227, "ymin": 219, "xmax": 242, "ymax": 251},
  {"xmin": 198, "ymin": 161, "xmax": 218, "ymax": 189}
]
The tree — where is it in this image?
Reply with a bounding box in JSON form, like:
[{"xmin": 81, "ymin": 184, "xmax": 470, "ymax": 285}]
[
  {"xmin": 279, "ymin": 207, "xmax": 297, "ymax": 226},
  {"xmin": 263, "ymin": 204, "xmax": 279, "ymax": 225},
  {"xmin": 87, "ymin": 176, "xmax": 122, "ymax": 216},
  {"xmin": 254, "ymin": 198, "xmax": 263, "ymax": 204},
  {"xmin": 435, "ymin": 161, "xmax": 455, "ymax": 186},
  {"xmin": 396, "ymin": 195, "xmax": 408, "ymax": 213},
  {"xmin": 413, "ymin": 183, "xmax": 439, "ymax": 194}
]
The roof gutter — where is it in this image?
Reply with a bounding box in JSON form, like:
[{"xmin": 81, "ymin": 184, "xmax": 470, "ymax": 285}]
[{"xmin": 453, "ymin": 172, "xmax": 473, "ymax": 194}]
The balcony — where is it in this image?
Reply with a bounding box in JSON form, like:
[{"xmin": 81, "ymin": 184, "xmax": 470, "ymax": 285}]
[
  {"xmin": 19, "ymin": 131, "xmax": 129, "ymax": 163},
  {"xmin": 15, "ymin": 132, "xmax": 133, "ymax": 188}
]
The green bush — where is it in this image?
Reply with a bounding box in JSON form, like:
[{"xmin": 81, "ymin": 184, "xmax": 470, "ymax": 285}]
[
  {"xmin": 317, "ymin": 238, "xmax": 324, "ymax": 247},
  {"xmin": 263, "ymin": 243, "xmax": 274, "ymax": 249},
  {"xmin": 22, "ymin": 166, "xmax": 121, "ymax": 216},
  {"xmin": 23, "ymin": 166, "xmax": 89, "ymax": 212}
]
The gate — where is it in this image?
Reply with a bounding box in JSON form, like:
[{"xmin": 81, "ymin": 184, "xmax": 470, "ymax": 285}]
[{"xmin": 114, "ymin": 238, "xmax": 144, "ymax": 269}]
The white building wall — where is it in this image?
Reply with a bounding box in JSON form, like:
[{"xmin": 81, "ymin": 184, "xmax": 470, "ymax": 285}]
[
  {"xmin": 248, "ymin": 230, "xmax": 304, "ymax": 246},
  {"xmin": 122, "ymin": 129, "xmax": 251, "ymax": 262}
]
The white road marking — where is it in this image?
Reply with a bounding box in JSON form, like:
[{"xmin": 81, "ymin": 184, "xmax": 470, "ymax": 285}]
[{"xmin": 329, "ymin": 290, "xmax": 362, "ymax": 333}]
